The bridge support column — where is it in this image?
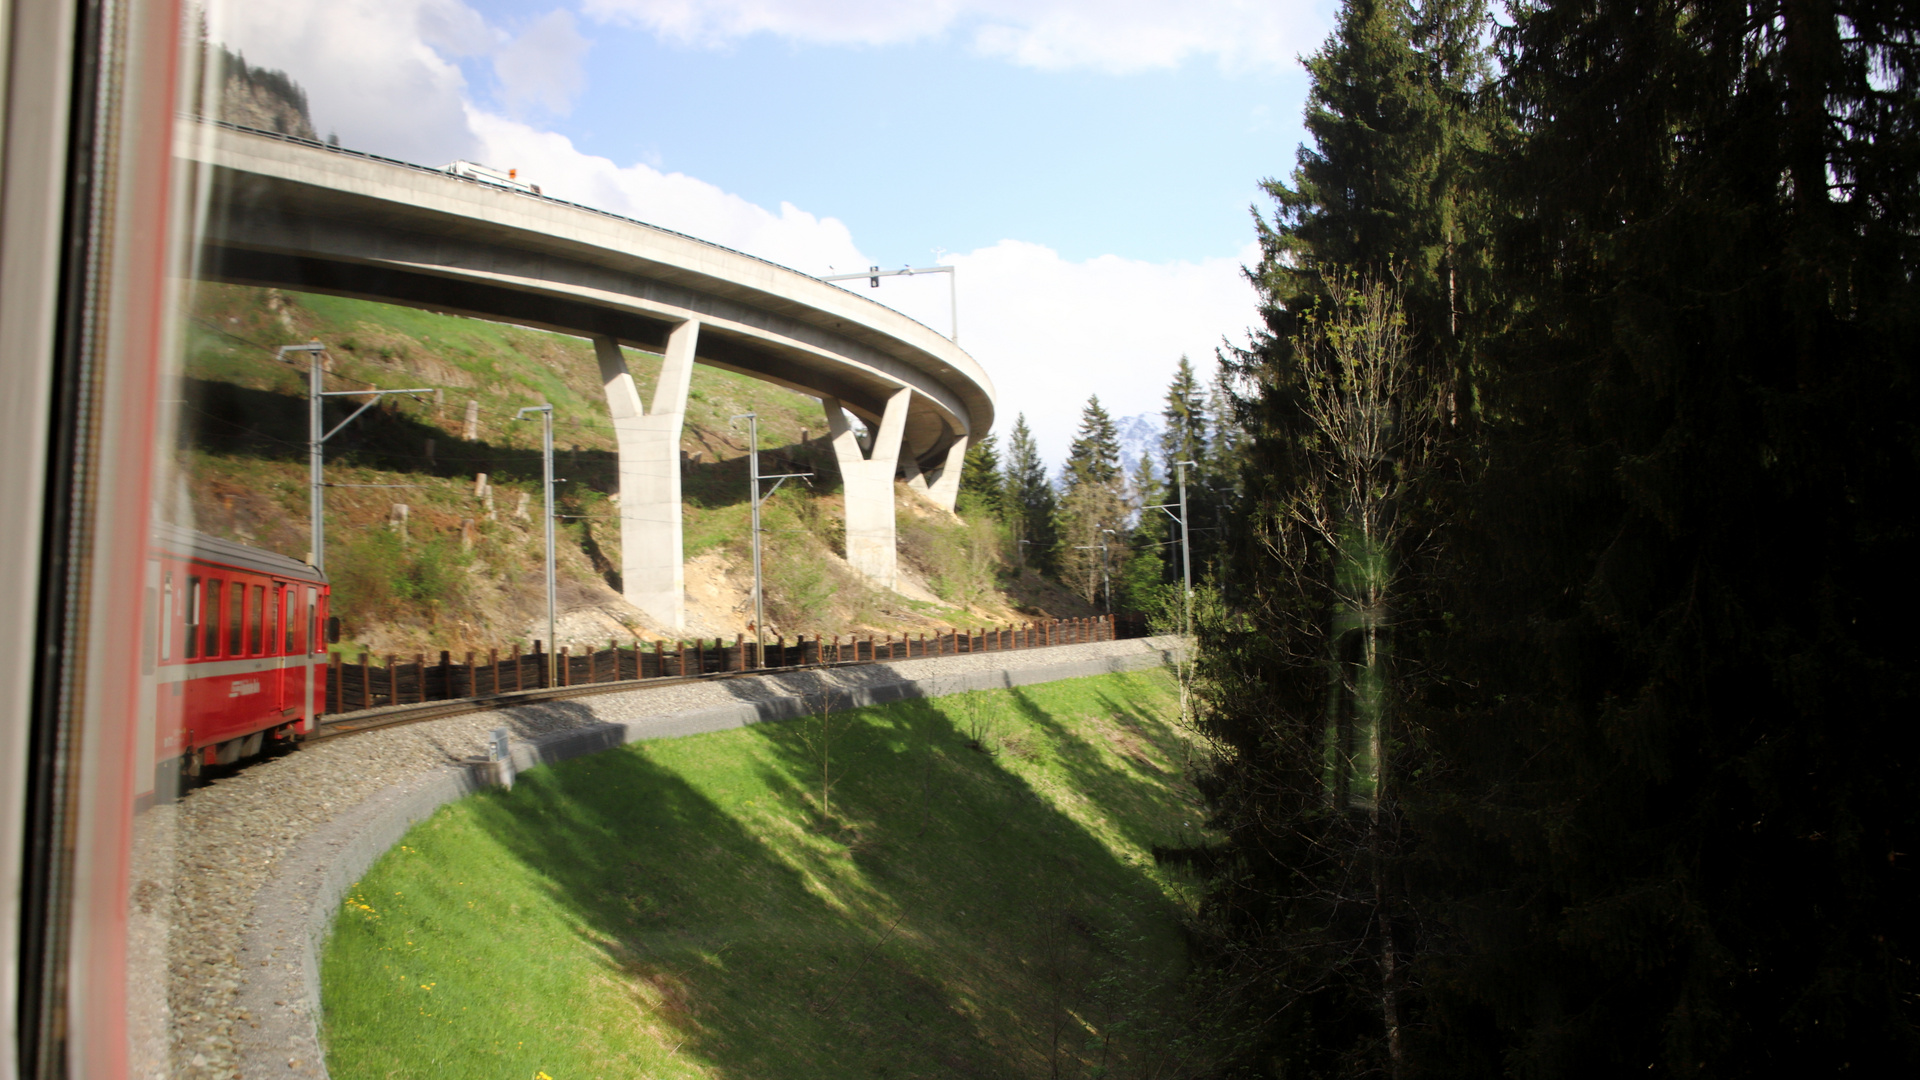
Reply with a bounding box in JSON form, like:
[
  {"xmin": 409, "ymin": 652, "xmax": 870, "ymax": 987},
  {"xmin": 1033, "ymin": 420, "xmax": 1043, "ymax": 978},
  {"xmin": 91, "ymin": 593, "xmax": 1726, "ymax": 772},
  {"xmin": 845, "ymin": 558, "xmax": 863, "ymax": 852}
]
[
  {"xmin": 596, "ymin": 320, "xmax": 697, "ymax": 629},
  {"xmin": 903, "ymin": 437, "xmax": 968, "ymax": 513},
  {"xmin": 825, "ymin": 388, "xmax": 910, "ymax": 591}
]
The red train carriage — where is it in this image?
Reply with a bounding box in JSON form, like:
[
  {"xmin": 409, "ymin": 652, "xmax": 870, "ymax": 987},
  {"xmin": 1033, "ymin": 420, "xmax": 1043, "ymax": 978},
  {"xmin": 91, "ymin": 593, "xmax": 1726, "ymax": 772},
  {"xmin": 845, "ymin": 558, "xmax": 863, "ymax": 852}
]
[{"xmin": 138, "ymin": 524, "xmax": 331, "ymax": 799}]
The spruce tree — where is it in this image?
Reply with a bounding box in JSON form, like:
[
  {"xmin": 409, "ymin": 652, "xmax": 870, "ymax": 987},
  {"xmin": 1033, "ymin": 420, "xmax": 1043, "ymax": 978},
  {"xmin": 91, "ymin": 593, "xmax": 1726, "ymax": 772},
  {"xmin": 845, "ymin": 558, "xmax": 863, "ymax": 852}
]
[
  {"xmin": 1003, "ymin": 415, "xmax": 1057, "ymax": 575},
  {"xmin": 1058, "ymin": 396, "xmax": 1128, "ymax": 605},
  {"xmin": 1118, "ymin": 451, "xmax": 1168, "ymax": 614},
  {"xmin": 1408, "ymin": 2, "xmax": 1920, "ymax": 1074},
  {"xmin": 1160, "ymin": 355, "xmax": 1209, "ymax": 473},
  {"xmin": 1179, "ymin": 2, "xmax": 1500, "ymax": 1074},
  {"xmin": 956, "ymin": 433, "xmax": 1003, "ymax": 518}
]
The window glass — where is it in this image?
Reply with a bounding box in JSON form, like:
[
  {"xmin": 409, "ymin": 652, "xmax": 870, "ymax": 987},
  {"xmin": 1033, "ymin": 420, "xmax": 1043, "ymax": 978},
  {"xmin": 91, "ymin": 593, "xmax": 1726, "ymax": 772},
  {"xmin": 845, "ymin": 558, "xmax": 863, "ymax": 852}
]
[
  {"xmin": 228, "ymin": 580, "xmax": 245, "ymax": 657},
  {"xmin": 308, "ymin": 587, "xmax": 321, "ymax": 654},
  {"xmin": 266, "ymin": 587, "xmax": 280, "ymax": 654},
  {"xmin": 250, "ymin": 585, "xmax": 265, "ymax": 655},
  {"xmin": 203, "ymin": 579, "xmax": 222, "ymax": 658},
  {"xmin": 287, "ymin": 587, "xmax": 302, "ymax": 655},
  {"xmin": 178, "ymin": 574, "xmax": 193, "ymax": 660}
]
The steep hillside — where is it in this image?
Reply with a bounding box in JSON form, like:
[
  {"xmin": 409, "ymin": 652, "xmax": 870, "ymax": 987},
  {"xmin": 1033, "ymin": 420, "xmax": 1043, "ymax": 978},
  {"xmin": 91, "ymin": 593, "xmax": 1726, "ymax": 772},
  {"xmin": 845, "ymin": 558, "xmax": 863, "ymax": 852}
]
[{"xmin": 176, "ymin": 284, "xmax": 1096, "ymax": 656}]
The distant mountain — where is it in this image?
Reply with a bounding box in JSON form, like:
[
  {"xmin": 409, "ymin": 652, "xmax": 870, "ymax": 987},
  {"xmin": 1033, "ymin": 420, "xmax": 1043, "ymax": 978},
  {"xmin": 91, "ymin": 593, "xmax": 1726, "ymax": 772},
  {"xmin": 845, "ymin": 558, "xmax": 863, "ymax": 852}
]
[{"xmin": 1114, "ymin": 413, "xmax": 1163, "ymax": 479}]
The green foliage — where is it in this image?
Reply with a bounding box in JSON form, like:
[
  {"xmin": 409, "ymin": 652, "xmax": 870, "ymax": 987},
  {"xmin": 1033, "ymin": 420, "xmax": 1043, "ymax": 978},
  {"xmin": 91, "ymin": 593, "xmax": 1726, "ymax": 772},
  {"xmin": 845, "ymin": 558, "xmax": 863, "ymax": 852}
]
[
  {"xmin": 1005, "ymin": 414, "xmax": 1059, "ymax": 574},
  {"xmin": 901, "ymin": 512, "xmax": 1004, "ymax": 610},
  {"xmin": 957, "ymin": 432, "xmax": 1005, "ymax": 517},
  {"xmin": 1057, "ymin": 397, "xmax": 1131, "ymax": 606},
  {"xmin": 329, "ymin": 528, "xmax": 474, "ymax": 633},
  {"xmin": 1198, "ymin": 0, "xmax": 1920, "ymax": 1076},
  {"xmin": 1062, "ymin": 394, "xmax": 1122, "ymax": 491},
  {"xmin": 321, "ymin": 672, "xmax": 1227, "ymax": 1080}
]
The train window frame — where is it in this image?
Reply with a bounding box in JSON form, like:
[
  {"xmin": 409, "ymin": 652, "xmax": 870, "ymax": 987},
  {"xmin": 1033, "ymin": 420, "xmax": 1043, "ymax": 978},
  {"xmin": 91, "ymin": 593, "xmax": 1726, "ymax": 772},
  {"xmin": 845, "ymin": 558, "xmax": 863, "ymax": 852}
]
[
  {"xmin": 308, "ymin": 587, "xmax": 321, "ymax": 655},
  {"xmin": 203, "ymin": 578, "xmax": 222, "ymax": 658}
]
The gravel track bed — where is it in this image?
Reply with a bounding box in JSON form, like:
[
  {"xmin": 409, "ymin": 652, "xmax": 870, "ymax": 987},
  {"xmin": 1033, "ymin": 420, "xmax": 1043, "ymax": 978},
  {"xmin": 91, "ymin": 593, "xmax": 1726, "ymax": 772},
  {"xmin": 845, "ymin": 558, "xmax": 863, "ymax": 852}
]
[{"xmin": 129, "ymin": 636, "xmax": 1177, "ymax": 1080}]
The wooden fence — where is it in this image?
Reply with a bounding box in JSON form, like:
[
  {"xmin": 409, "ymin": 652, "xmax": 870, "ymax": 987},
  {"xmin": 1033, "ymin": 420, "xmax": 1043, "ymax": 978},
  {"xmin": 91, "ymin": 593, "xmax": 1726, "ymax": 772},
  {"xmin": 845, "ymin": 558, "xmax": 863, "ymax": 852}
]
[{"xmin": 325, "ymin": 613, "xmax": 1149, "ymax": 713}]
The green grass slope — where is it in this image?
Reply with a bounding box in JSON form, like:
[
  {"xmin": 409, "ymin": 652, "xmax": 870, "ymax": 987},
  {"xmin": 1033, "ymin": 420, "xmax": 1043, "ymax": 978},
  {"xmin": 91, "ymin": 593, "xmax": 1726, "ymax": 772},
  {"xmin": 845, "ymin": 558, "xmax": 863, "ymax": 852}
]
[{"xmin": 321, "ymin": 669, "xmax": 1222, "ymax": 1080}]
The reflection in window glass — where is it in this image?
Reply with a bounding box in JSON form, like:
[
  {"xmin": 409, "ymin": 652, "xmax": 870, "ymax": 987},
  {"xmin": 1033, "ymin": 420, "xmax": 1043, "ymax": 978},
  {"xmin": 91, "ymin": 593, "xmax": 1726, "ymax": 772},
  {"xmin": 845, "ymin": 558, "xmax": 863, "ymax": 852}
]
[
  {"xmin": 160, "ymin": 573, "xmax": 173, "ymax": 661},
  {"xmin": 287, "ymin": 587, "xmax": 303, "ymax": 655},
  {"xmin": 265, "ymin": 586, "xmax": 278, "ymax": 654},
  {"xmin": 184, "ymin": 576, "xmax": 201, "ymax": 659},
  {"xmin": 228, "ymin": 581, "xmax": 244, "ymax": 657},
  {"xmin": 204, "ymin": 579, "xmax": 222, "ymax": 658},
  {"xmin": 250, "ymin": 585, "xmax": 264, "ymax": 655}
]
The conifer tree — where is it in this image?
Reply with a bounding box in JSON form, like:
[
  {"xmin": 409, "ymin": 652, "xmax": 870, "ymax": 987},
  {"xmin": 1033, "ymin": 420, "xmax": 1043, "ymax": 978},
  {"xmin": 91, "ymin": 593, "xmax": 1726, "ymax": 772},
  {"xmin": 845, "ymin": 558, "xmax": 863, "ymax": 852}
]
[
  {"xmin": 1407, "ymin": 3, "xmax": 1920, "ymax": 1074},
  {"xmin": 1058, "ymin": 396, "xmax": 1128, "ymax": 605},
  {"xmin": 1161, "ymin": 356, "xmax": 1209, "ymax": 473},
  {"xmin": 956, "ymin": 433, "xmax": 1003, "ymax": 517},
  {"xmin": 1118, "ymin": 451, "xmax": 1168, "ymax": 613},
  {"xmin": 1003, "ymin": 414, "xmax": 1057, "ymax": 574},
  {"xmin": 1179, "ymin": 2, "xmax": 1499, "ymax": 1074}
]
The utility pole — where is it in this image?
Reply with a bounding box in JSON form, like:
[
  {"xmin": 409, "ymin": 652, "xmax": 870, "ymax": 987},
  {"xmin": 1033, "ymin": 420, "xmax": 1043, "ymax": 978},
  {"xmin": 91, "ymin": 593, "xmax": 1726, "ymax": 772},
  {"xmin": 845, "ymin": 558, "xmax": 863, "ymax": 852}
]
[
  {"xmin": 1072, "ymin": 531, "xmax": 1114, "ymax": 614},
  {"xmin": 1146, "ymin": 459, "xmax": 1199, "ymax": 634},
  {"xmin": 1175, "ymin": 460, "xmax": 1195, "ymax": 634},
  {"xmin": 821, "ymin": 264, "xmax": 959, "ymax": 343},
  {"xmin": 516, "ymin": 405, "xmax": 557, "ymax": 687},
  {"xmin": 731, "ymin": 413, "xmax": 812, "ymax": 666},
  {"xmin": 1101, "ymin": 528, "xmax": 1116, "ymax": 614},
  {"xmin": 289, "ymin": 342, "xmax": 434, "ymax": 571}
]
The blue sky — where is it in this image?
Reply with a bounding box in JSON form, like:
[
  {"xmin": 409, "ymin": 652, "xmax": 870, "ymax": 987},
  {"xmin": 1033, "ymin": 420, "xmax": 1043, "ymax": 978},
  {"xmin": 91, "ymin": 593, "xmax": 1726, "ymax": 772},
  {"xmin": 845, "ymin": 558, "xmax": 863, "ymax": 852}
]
[{"xmin": 214, "ymin": 0, "xmax": 1333, "ymax": 464}]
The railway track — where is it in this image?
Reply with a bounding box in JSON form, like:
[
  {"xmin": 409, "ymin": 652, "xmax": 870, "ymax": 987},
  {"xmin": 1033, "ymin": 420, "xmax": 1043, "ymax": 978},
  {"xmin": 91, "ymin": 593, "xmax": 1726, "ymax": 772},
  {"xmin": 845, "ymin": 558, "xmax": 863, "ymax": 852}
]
[{"xmin": 304, "ymin": 657, "xmax": 872, "ymax": 744}]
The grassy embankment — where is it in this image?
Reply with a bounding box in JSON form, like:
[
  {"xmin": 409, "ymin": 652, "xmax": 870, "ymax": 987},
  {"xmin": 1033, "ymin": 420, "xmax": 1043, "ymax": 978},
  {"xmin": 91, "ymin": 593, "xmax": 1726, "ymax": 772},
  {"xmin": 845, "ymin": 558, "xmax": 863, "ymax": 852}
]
[
  {"xmin": 179, "ymin": 284, "xmax": 1092, "ymax": 653},
  {"xmin": 321, "ymin": 668, "xmax": 1222, "ymax": 1080}
]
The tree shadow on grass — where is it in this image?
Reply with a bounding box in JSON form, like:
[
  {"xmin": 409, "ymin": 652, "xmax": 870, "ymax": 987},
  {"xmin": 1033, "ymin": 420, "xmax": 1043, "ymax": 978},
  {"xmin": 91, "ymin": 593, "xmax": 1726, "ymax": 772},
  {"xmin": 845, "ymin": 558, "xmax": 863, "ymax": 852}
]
[
  {"xmin": 457, "ymin": 685, "xmax": 1206, "ymax": 1080},
  {"xmin": 985, "ymin": 675, "xmax": 1208, "ymax": 858},
  {"xmin": 463, "ymin": 723, "xmax": 1019, "ymax": 1080}
]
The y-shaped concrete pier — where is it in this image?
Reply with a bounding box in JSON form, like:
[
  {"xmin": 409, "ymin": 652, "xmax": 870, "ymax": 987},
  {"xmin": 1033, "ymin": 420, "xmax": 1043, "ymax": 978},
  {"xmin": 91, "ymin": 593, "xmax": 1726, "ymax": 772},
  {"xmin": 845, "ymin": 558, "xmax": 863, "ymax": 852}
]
[
  {"xmin": 596, "ymin": 323, "xmax": 697, "ymax": 629},
  {"xmin": 824, "ymin": 390, "xmax": 911, "ymax": 591},
  {"xmin": 196, "ymin": 123, "xmax": 996, "ymax": 633}
]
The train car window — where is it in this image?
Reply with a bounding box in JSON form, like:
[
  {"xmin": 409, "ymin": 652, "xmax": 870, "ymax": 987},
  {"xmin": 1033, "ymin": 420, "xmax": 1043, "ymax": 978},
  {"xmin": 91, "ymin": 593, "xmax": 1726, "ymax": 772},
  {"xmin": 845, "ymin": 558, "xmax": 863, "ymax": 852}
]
[
  {"xmin": 308, "ymin": 587, "xmax": 321, "ymax": 654},
  {"xmin": 250, "ymin": 585, "xmax": 265, "ymax": 655},
  {"xmin": 266, "ymin": 587, "xmax": 280, "ymax": 654},
  {"xmin": 228, "ymin": 580, "xmax": 245, "ymax": 657},
  {"xmin": 175, "ymin": 576, "xmax": 190, "ymax": 661},
  {"xmin": 203, "ymin": 579, "xmax": 223, "ymax": 657},
  {"xmin": 288, "ymin": 587, "xmax": 304, "ymax": 655},
  {"xmin": 166, "ymin": 574, "xmax": 180, "ymax": 661}
]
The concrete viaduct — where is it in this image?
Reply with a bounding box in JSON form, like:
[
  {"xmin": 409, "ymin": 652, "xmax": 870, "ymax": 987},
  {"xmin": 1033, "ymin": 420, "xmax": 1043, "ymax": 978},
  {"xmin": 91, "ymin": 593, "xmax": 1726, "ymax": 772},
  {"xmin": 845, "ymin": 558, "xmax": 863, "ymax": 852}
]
[{"xmin": 185, "ymin": 124, "xmax": 995, "ymax": 631}]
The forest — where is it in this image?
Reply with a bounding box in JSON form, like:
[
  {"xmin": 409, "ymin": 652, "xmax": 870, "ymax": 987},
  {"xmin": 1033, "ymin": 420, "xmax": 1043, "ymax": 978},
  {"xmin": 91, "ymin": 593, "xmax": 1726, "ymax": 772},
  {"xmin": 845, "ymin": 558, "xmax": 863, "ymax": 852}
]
[{"xmin": 1113, "ymin": 1, "xmax": 1919, "ymax": 1076}]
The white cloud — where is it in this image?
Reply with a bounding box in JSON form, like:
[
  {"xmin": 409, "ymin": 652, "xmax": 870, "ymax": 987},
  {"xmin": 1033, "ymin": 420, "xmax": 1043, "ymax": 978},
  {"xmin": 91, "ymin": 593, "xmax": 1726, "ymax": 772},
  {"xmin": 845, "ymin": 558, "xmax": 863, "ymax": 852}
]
[
  {"xmin": 880, "ymin": 240, "xmax": 1258, "ymax": 464},
  {"xmin": 494, "ymin": 10, "xmax": 592, "ymax": 116},
  {"xmin": 583, "ymin": 0, "xmax": 1332, "ymax": 74},
  {"xmin": 474, "ymin": 117, "xmax": 1257, "ymax": 466},
  {"xmin": 469, "ymin": 111, "xmax": 870, "ymax": 272},
  {"xmin": 206, "ymin": 0, "xmax": 1264, "ymax": 469},
  {"xmin": 211, "ymin": 0, "xmax": 485, "ymax": 164}
]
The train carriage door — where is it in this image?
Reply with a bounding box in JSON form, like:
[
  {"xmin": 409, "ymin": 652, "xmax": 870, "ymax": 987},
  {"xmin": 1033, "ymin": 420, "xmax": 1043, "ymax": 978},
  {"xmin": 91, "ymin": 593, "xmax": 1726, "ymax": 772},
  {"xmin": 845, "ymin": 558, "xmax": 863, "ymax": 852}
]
[
  {"xmin": 271, "ymin": 582, "xmax": 289, "ymax": 715},
  {"xmin": 305, "ymin": 586, "xmax": 321, "ymax": 728}
]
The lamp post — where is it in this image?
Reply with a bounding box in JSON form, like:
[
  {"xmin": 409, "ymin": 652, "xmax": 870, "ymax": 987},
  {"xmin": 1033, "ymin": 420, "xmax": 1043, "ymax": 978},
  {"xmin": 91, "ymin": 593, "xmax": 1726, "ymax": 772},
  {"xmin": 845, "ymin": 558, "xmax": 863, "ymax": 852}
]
[
  {"xmin": 730, "ymin": 413, "xmax": 812, "ymax": 666},
  {"xmin": 821, "ymin": 264, "xmax": 960, "ymax": 343},
  {"xmin": 516, "ymin": 405, "xmax": 556, "ymax": 686},
  {"xmin": 290, "ymin": 341, "xmax": 434, "ymax": 571}
]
